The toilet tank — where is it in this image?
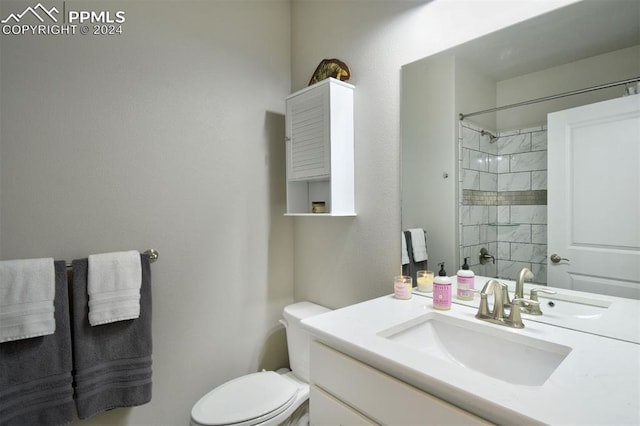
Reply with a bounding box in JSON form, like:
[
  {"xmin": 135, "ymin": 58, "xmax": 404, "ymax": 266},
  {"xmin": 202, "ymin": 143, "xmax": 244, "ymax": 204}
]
[{"xmin": 282, "ymin": 302, "xmax": 331, "ymax": 382}]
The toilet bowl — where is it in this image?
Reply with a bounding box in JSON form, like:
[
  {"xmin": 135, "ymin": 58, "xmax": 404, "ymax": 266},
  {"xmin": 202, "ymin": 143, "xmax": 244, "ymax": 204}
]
[{"xmin": 190, "ymin": 302, "xmax": 330, "ymax": 426}]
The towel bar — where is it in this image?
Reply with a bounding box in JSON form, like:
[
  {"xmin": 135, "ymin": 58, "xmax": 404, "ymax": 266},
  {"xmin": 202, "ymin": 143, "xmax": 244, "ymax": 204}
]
[{"xmin": 65, "ymin": 249, "xmax": 159, "ymax": 268}]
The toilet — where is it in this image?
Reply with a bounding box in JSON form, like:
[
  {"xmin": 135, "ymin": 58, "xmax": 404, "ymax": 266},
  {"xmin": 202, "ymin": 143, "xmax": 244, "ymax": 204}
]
[{"xmin": 190, "ymin": 302, "xmax": 330, "ymax": 426}]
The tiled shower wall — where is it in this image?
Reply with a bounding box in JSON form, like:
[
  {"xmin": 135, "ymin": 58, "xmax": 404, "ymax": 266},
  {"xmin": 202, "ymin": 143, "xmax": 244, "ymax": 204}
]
[{"xmin": 459, "ymin": 122, "xmax": 548, "ymax": 285}]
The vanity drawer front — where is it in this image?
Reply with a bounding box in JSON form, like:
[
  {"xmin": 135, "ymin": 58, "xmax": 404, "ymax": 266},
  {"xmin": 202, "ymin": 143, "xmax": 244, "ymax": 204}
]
[
  {"xmin": 310, "ymin": 341, "xmax": 490, "ymax": 425},
  {"xmin": 310, "ymin": 385, "xmax": 377, "ymax": 425}
]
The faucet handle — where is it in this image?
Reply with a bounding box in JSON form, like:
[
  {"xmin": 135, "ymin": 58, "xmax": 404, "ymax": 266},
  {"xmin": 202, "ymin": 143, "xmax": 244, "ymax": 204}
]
[
  {"xmin": 527, "ymin": 288, "xmax": 555, "ymax": 315},
  {"xmin": 529, "ymin": 287, "xmax": 556, "ymax": 302},
  {"xmin": 509, "ymin": 298, "xmax": 540, "ymax": 328},
  {"xmin": 476, "ymin": 293, "xmax": 491, "ymax": 319},
  {"xmin": 512, "ymin": 297, "xmax": 540, "ymax": 306},
  {"xmin": 501, "ymin": 285, "xmax": 512, "ymax": 308}
]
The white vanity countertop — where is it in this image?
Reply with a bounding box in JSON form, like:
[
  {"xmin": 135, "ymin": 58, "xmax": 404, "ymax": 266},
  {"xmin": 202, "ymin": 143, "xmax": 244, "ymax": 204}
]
[
  {"xmin": 302, "ymin": 294, "xmax": 640, "ymax": 425},
  {"xmin": 417, "ymin": 275, "xmax": 640, "ymax": 344}
]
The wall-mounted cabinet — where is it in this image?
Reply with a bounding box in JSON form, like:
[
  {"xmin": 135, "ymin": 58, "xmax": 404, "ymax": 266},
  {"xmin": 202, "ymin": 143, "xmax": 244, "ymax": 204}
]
[{"xmin": 285, "ymin": 78, "xmax": 355, "ymax": 216}]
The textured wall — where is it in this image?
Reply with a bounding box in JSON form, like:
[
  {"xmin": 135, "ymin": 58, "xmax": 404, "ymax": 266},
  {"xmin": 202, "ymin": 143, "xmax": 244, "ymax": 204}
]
[{"xmin": 0, "ymin": 2, "xmax": 292, "ymax": 425}]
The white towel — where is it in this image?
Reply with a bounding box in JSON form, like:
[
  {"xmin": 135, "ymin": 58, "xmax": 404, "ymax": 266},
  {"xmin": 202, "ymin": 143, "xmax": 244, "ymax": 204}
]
[
  {"xmin": 88, "ymin": 250, "xmax": 142, "ymax": 326},
  {"xmin": 0, "ymin": 258, "xmax": 56, "ymax": 343},
  {"xmin": 401, "ymin": 232, "xmax": 409, "ymax": 265},
  {"xmin": 409, "ymin": 228, "xmax": 428, "ymax": 262}
]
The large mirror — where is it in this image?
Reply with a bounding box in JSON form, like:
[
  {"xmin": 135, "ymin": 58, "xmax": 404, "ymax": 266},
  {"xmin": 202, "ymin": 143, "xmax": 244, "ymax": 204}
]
[{"xmin": 401, "ymin": 0, "xmax": 640, "ymax": 297}]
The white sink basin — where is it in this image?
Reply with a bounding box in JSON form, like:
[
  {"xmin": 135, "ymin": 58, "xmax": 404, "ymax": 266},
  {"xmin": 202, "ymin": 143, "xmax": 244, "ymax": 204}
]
[
  {"xmin": 533, "ymin": 292, "xmax": 610, "ymax": 320},
  {"xmin": 378, "ymin": 312, "xmax": 572, "ymax": 386}
]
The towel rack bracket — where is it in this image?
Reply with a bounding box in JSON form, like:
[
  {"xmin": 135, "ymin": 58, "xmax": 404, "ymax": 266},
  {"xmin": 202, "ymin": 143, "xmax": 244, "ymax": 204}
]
[{"xmin": 143, "ymin": 249, "xmax": 159, "ymax": 263}]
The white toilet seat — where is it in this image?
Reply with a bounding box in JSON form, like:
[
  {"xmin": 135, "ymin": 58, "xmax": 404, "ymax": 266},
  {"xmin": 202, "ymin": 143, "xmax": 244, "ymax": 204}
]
[{"xmin": 191, "ymin": 371, "xmax": 306, "ymax": 426}]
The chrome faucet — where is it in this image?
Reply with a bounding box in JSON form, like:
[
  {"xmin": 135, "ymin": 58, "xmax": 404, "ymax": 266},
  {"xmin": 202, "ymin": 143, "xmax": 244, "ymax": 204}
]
[
  {"xmin": 514, "ymin": 267, "xmax": 534, "ymax": 299},
  {"xmin": 476, "ymin": 279, "xmax": 539, "ymax": 328},
  {"xmin": 513, "ymin": 268, "xmax": 556, "ymax": 315}
]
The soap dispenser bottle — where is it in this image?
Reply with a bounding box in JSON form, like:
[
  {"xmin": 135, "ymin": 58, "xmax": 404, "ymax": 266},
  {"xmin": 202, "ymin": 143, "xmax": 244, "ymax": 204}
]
[
  {"xmin": 457, "ymin": 257, "xmax": 475, "ymax": 301},
  {"xmin": 433, "ymin": 262, "xmax": 452, "ymax": 310}
]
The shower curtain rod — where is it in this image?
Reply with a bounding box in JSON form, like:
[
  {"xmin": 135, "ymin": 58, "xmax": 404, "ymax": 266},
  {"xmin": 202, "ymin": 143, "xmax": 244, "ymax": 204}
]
[{"xmin": 459, "ymin": 77, "xmax": 640, "ymax": 121}]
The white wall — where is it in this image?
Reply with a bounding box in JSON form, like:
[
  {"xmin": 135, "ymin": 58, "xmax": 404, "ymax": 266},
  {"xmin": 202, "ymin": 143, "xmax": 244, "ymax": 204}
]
[
  {"xmin": 0, "ymin": 2, "xmax": 291, "ymax": 425},
  {"xmin": 402, "ymin": 55, "xmax": 457, "ymax": 271},
  {"xmin": 291, "ymin": 0, "xmax": 578, "ymax": 308}
]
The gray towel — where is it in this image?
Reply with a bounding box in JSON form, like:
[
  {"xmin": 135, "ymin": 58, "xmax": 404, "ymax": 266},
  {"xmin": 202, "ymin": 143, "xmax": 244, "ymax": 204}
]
[
  {"xmin": 0, "ymin": 261, "xmax": 74, "ymax": 426},
  {"xmin": 71, "ymin": 254, "xmax": 152, "ymax": 419}
]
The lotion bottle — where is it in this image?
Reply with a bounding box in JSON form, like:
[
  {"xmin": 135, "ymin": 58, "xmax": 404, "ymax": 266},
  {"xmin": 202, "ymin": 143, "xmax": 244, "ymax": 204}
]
[
  {"xmin": 457, "ymin": 257, "xmax": 475, "ymax": 301},
  {"xmin": 433, "ymin": 262, "xmax": 451, "ymax": 310}
]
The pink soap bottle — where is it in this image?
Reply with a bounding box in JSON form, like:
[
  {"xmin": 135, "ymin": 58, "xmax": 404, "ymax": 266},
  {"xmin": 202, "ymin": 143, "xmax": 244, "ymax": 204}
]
[
  {"xmin": 433, "ymin": 262, "xmax": 452, "ymax": 310},
  {"xmin": 457, "ymin": 257, "xmax": 475, "ymax": 301}
]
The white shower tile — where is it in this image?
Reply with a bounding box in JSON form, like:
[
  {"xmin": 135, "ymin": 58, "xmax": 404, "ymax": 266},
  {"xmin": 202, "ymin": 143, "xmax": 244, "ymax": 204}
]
[
  {"xmin": 475, "ymin": 206, "xmax": 490, "ymax": 224},
  {"xmin": 487, "ymin": 155, "xmax": 500, "ymax": 173},
  {"xmin": 532, "ymin": 224, "xmax": 547, "ymax": 244},
  {"xmin": 499, "ymin": 133, "xmax": 530, "ymax": 155},
  {"xmin": 498, "ymin": 260, "xmax": 531, "ymax": 281},
  {"xmin": 488, "ymin": 205, "xmax": 497, "ymax": 223},
  {"xmin": 462, "ymin": 126, "xmax": 480, "ymax": 150},
  {"xmin": 488, "ymin": 241, "xmax": 498, "ymax": 259},
  {"xmin": 531, "ymin": 131, "xmax": 548, "ymax": 151},
  {"xmin": 511, "ymin": 151, "xmax": 546, "ymax": 172},
  {"xmin": 463, "ymin": 206, "xmax": 488, "ymax": 225},
  {"xmin": 497, "ymin": 224, "xmax": 531, "ymax": 243},
  {"xmin": 498, "ymin": 172, "xmax": 531, "ymax": 191},
  {"xmin": 512, "ymin": 243, "xmax": 547, "ymax": 263},
  {"xmin": 460, "ymin": 206, "xmax": 471, "ymax": 225},
  {"xmin": 462, "ymin": 225, "xmax": 480, "ymax": 246},
  {"xmin": 461, "ymin": 169, "xmax": 480, "ymax": 190},
  {"xmin": 479, "ymin": 172, "xmax": 497, "ymax": 191},
  {"xmin": 469, "ymin": 150, "xmax": 489, "ymax": 172},
  {"xmin": 532, "ymin": 171, "xmax": 547, "ymax": 190},
  {"xmin": 477, "ymin": 262, "xmax": 497, "ymax": 279},
  {"xmin": 497, "ymin": 241, "xmax": 510, "ymax": 259},
  {"xmin": 496, "ymin": 155, "xmax": 510, "ymax": 173},
  {"xmin": 510, "ymin": 243, "xmax": 532, "ymax": 262},
  {"xmin": 462, "ymin": 148, "xmax": 470, "ymax": 169},
  {"xmin": 512, "ymin": 205, "xmax": 547, "ymax": 225},
  {"xmin": 497, "ymin": 206, "xmax": 510, "ymax": 223},
  {"xmin": 460, "ymin": 244, "xmax": 478, "ymax": 262},
  {"xmin": 480, "ymin": 224, "xmax": 497, "ymax": 244}
]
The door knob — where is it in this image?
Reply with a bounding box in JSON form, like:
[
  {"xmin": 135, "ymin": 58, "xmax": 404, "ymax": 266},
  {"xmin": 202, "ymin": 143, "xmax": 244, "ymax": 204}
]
[{"xmin": 550, "ymin": 254, "xmax": 570, "ymax": 264}]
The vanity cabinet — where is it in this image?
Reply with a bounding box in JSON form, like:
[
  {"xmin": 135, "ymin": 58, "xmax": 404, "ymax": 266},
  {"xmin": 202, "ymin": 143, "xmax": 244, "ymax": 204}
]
[
  {"xmin": 285, "ymin": 78, "xmax": 355, "ymax": 216},
  {"xmin": 310, "ymin": 341, "xmax": 490, "ymax": 425}
]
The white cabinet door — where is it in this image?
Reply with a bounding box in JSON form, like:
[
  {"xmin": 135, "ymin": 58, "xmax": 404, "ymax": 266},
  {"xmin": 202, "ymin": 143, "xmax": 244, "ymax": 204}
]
[
  {"xmin": 547, "ymin": 95, "xmax": 640, "ymax": 298},
  {"xmin": 310, "ymin": 385, "xmax": 377, "ymax": 426},
  {"xmin": 286, "ymin": 87, "xmax": 330, "ymax": 181}
]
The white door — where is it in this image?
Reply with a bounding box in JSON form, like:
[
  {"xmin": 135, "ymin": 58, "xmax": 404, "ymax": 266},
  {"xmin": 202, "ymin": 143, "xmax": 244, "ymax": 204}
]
[{"xmin": 548, "ymin": 94, "xmax": 640, "ymax": 299}]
